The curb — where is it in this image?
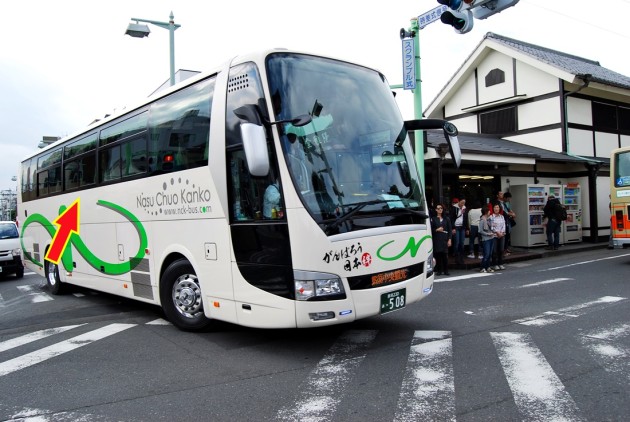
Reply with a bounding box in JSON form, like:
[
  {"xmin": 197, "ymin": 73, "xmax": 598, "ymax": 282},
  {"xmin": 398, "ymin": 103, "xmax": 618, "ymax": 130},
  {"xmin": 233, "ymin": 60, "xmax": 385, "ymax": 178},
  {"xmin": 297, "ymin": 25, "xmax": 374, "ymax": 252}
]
[{"xmin": 449, "ymin": 242, "xmax": 608, "ymax": 270}]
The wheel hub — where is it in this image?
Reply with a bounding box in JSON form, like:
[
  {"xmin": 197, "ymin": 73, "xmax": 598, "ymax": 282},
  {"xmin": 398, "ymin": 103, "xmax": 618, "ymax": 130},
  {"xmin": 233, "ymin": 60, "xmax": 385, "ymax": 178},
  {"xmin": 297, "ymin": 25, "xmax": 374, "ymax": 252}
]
[
  {"xmin": 172, "ymin": 275, "xmax": 202, "ymax": 318},
  {"xmin": 47, "ymin": 262, "xmax": 58, "ymax": 286}
]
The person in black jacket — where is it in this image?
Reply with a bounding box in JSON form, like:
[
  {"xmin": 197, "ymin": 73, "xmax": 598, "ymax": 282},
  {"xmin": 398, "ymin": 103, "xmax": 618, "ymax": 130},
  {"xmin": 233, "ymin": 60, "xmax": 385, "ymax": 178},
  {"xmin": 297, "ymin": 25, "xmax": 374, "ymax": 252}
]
[
  {"xmin": 543, "ymin": 195, "xmax": 562, "ymax": 250},
  {"xmin": 431, "ymin": 203, "xmax": 452, "ymax": 276}
]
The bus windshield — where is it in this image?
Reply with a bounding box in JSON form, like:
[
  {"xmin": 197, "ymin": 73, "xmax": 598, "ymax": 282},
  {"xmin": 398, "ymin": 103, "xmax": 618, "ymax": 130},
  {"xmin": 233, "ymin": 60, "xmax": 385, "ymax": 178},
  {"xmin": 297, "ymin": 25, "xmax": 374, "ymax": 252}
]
[
  {"xmin": 266, "ymin": 53, "xmax": 425, "ymax": 235},
  {"xmin": 614, "ymin": 149, "xmax": 630, "ymax": 187}
]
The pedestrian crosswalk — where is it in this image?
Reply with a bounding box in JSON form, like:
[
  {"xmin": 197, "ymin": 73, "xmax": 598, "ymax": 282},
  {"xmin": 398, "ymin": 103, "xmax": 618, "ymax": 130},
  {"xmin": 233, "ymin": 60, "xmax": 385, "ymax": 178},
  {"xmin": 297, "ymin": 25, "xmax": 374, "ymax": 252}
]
[
  {"xmin": 1, "ymin": 286, "xmax": 629, "ymax": 422},
  {"xmin": 0, "ymin": 284, "xmax": 54, "ymax": 307},
  {"xmin": 0, "ymin": 283, "xmax": 100, "ymax": 308},
  {"xmin": 394, "ymin": 331, "xmax": 454, "ymax": 422},
  {"xmin": 0, "ymin": 323, "xmax": 135, "ymax": 378},
  {"xmin": 491, "ymin": 332, "xmax": 584, "ymax": 422},
  {"xmin": 1, "ymin": 319, "xmax": 629, "ymax": 421}
]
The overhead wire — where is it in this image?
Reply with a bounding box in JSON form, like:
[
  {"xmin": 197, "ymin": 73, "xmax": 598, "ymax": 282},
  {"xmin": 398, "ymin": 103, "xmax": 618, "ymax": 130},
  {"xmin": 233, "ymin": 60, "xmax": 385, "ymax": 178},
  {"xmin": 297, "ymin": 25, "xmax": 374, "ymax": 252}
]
[{"xmin": 525, "ymin": 0, "xmax": 630, "ymax": 40}]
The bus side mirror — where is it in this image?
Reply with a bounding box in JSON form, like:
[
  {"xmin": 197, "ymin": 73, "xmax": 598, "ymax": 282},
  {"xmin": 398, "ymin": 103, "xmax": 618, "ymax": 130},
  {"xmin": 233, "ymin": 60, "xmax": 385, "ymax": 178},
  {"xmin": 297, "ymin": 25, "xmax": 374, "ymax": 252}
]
[
  {"xmin": 404, "ymin": 119, "xmax": 462, "ymax": 169},
  {"xmin": 240, "ymin": 123, "xmax": 270, "ymax": 177}
]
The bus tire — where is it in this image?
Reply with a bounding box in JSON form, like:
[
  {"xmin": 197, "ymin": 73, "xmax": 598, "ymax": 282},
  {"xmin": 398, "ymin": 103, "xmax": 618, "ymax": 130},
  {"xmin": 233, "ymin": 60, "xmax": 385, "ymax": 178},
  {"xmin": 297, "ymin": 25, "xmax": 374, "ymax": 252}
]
[
  {"xmin": 160, "ymin": 260, "xmax": 210, "ymax": 331},
  {"xmin": 15, "ymin": 265, "xmax": 24, "ymax": 279},
  {"xmin": 45, "ymin": 259, "xmax": 64, "ymax": 295}
]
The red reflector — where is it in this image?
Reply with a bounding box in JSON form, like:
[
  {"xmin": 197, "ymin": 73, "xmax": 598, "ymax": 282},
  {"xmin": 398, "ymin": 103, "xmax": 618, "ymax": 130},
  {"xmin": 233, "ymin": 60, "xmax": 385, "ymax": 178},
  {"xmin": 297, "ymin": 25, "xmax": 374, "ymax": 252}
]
[{"xmin": 163, "ymin": 154, "xmax": 174, "ymax": 163}]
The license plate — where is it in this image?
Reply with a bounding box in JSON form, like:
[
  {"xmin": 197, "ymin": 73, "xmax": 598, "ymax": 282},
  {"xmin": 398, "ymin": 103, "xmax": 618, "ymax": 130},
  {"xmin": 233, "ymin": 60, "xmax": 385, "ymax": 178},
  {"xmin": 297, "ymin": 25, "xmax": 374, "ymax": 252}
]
[{"xmin": 380, "ymin": 288, "xmax": 406, "ymax": 314}]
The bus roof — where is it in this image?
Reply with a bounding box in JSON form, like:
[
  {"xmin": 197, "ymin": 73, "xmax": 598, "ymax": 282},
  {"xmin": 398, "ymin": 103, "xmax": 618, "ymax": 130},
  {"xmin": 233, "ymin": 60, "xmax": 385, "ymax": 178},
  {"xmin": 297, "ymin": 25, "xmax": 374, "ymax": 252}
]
[{"xmin": 22, "ymin": 48, "xmax": 382, "ymax": 163}]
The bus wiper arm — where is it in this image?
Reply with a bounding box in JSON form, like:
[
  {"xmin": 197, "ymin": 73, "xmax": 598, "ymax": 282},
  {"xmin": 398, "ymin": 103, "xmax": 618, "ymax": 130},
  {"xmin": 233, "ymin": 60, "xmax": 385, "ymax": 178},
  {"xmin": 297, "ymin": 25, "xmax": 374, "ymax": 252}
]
[
  {"xmin": 394, "ymin": 208, "xmax": 430, "ymax": 219},
  {"xmin": 324, "ymin": 200, "xmax": 386, "ymax": 232}
]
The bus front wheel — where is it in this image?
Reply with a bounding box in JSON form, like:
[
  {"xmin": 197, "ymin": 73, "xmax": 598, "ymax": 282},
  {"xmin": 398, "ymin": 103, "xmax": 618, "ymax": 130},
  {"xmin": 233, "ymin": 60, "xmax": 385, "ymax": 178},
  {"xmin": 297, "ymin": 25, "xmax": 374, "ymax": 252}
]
[
  {"xmin": 160, "ymin": 260, "xmax": 211, "ymax": 331},
  {"xmin": 45, "ymin": 259, "xmax": 64, "ymax": 295}
]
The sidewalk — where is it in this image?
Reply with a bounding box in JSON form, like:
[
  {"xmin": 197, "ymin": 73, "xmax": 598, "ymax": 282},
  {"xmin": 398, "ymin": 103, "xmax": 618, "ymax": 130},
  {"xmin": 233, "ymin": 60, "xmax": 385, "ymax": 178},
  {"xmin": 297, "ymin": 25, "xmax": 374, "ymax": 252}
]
[{"xmin": 449, "ymin": 241, "xmax": 609, "ymax": 270}]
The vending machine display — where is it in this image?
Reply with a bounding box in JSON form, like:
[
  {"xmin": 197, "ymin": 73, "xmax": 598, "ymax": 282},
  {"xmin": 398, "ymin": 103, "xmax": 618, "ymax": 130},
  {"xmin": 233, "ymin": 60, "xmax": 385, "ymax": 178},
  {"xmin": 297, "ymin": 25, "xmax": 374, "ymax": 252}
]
[
  {"xmin": 510, "ymin": 185, "xmax": 548, "ymax": 247},
  {"xmin": 547, "ymin": 184, "xmax": 565, "ymax": 244},
  {"xmin": 563, "ymin": 184, "xmax": 582, "ymax": 242}
]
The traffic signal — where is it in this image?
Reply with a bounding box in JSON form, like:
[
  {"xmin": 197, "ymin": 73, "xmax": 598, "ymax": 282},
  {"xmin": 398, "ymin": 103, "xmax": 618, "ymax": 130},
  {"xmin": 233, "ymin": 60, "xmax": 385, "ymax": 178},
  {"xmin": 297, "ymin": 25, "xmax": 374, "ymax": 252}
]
[
  {"xmin": 440, "ymin": 9, "xmax": 474, "ymax": 34},
  {"xmin": 437, "ymin": 0, "xmax": 475, "ymax": 10},
  {"xmin": 438, "ymin": 0, "xmax": 475, "ymax": 34},
  {"xmin": 472, "ymin": 0, "xmax": 520, "ymax": 19}
]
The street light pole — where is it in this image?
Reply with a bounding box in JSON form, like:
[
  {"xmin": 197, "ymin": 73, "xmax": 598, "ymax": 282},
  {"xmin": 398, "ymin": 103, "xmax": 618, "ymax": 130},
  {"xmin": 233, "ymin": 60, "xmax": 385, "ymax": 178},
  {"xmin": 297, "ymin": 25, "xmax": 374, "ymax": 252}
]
[{"xmin": 125, "ymin": 11, "xmax": 181, "ymax": 86}]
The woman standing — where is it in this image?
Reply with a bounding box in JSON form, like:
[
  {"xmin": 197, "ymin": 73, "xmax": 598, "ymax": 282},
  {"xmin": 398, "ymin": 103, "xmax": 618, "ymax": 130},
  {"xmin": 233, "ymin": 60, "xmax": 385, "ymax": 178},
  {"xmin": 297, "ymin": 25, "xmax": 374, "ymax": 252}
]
[
  {"xmin": 478, "ymin": 204, "xmax": 495, "ymax": 272},
  {"xmin": 466, "ymin": 200, "xmax": 483, "ymax": 258},
  {"xmin": 489, "ymin": 203, "xmax": 507, "ymax": 271},
  {"xmin": 431, "ymin": 203, "xmax": 452, "ymax": 276}
]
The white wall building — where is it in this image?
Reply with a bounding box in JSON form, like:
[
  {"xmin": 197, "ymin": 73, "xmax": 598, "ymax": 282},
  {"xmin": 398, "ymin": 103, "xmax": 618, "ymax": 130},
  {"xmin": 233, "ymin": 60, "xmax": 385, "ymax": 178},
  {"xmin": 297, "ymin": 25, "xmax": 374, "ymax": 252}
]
[{"xmin": 423, "ymin": 32, "xmax": 630, "ymax": 242}]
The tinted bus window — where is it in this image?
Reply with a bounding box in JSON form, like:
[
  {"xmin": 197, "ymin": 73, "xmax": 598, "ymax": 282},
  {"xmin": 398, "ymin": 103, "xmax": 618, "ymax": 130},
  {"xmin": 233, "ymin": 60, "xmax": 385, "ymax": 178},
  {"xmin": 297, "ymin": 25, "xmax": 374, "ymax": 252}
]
[
  {"xmin": 149, "ymin": 77, "xmax": 214, "ymax": 173},
  {"xmin": 100, "ymin": 112, "xmax": 148, "ymax": 146},
  {"xmin": 64, "ymin": 133, "xmax": 97, "ymax": 159}
]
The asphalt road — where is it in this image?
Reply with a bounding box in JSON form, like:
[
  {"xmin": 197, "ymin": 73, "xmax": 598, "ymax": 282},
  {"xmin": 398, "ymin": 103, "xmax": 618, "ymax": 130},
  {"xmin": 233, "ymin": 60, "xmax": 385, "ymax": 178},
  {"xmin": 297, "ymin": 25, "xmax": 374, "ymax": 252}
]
[{"xmin": 1, "ymin": 247, "xmax": 629, "ymax": 421}]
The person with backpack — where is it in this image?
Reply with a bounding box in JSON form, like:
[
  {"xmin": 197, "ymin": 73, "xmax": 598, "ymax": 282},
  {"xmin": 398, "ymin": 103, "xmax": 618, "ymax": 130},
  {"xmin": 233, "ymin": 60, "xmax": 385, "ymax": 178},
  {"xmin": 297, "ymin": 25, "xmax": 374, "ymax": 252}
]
[{"xmin": 543, "ymin": 194, "xmax": 564, "ymax": 250}]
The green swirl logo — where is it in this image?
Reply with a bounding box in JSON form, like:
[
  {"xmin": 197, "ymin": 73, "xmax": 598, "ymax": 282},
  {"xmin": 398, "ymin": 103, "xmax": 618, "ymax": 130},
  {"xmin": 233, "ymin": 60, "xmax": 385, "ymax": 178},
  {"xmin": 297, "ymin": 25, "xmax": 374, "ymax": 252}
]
[
  {"xmin": 377, "ymin": 235, "xmax": 432, "ymax": 261},
  {"xmin": 20, "ymin": 200, "xmax": 148, "ymax": 275}
]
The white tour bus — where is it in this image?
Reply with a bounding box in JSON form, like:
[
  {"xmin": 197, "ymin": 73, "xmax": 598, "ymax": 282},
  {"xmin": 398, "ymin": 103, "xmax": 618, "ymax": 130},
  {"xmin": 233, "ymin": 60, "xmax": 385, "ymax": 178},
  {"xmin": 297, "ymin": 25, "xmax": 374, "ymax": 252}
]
[{"xmin": 19, "ymin": 49, "xmax": 460, "ymax": 330}]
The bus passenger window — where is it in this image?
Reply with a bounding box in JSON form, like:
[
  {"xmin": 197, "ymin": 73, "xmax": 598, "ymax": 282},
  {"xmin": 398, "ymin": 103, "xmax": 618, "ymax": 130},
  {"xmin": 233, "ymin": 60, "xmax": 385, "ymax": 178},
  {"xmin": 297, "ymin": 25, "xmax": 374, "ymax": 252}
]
[
  {"xmin": 122, "ymin": 137, "xmax": 148, "ymax": 177},
  {"xmin": 64, "ymin": 161, "xmax": 80, "ymax": 190},
  {"xmin": 148, "ymin": 77, "xmax": 214, "ymax": 174},
  {"xmin": 100, "ymin": 147, "xmax": 121, "ymax": 182}
]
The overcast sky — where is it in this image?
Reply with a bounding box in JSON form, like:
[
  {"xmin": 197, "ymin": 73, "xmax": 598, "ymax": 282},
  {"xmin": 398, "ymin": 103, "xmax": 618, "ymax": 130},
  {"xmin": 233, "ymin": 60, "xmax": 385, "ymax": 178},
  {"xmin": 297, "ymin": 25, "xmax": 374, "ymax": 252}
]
[{"xmin": 1, "ymin": 0, "xmax": 628, "ymax": 193}]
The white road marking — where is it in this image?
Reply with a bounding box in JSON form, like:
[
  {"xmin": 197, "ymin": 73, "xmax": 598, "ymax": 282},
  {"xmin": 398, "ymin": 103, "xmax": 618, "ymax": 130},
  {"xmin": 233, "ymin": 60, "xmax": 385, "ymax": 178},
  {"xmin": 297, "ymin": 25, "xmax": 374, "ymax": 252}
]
[
  {"xmin": 434, "ymin": 272, "xmax": 494, "ymax": 282},
  {"xmin": 276, "ymin": 330, "xmax": 377, "ymax": 421},
  {"xmin": 491, "ymin": 332, "xmax": 585, "ymax": 422},
  {"xmin": 16, "ymin": 285, "xmax": 53, "ymax": 303},
  {"xmin": 580, "ymin": 323, "xmax": 630, "ymax": 380},
  {"xmin": 0, "ymin": 325, "xmax": 84, "ymax": 353},
  {"xmin": 6, "ymin": 405, "xmax": 109, "ymax": 422},
  {"xmin": 519, "ymin": 278, "xmax": 573, "ymax": 288},
  {"xmin": 541, "ymin": 253, "xmax": 630, "ymax": 272},
  {"xmin": 507, "ymin": 262, "xmax": 533, "ymax": 268},
  {"xmin": 513, "ymin": 296, "xmax": 626, "ymax": 326},
  {"xmin": 583, "ymin": 323, "xmax": 630, "ymax": 342},
  {"xmin": 0, "ymin": 323, "xmax": 135, "ymax": 377},
  {"xmin": 394, "ymin": 331, "xmax": 455, "ymax": 422},
  {"xmin": 146, "ymin": 318, "xmax": 171, "ymax": 325}
]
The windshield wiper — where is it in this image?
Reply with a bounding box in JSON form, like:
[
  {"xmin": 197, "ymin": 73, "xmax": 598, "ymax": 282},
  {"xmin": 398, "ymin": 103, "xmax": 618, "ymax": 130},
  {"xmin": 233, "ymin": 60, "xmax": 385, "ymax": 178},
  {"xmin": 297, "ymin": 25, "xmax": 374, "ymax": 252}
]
[
  {"xmin": 392, "ymin": 208, "xmax": 430, "ymax": 219},
  {"xmin": 323, "ymin": 200, "xmax": 387, "ymax": 233}
]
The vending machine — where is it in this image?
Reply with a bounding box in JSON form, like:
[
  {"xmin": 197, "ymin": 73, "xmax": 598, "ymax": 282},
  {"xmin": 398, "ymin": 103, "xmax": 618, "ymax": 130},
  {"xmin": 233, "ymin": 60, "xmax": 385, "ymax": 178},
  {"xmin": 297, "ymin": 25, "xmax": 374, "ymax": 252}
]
[
  {"xmin": 562, "ymin": 183, "xmax": 582, "ymax": 243},
  {"xmin": 547, "ymin": 184, "xmax": 565, "ymax": 244},
  {"xmin": 510, "ymin": 184, "xmax": 547, "ymax": 247}
]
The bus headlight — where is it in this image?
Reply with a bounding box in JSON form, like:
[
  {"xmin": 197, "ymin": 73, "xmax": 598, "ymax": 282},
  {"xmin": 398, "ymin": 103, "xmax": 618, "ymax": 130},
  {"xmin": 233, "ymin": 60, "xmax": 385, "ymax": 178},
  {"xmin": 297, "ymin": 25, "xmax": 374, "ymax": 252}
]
[
  {"xmin": 426, "ymin": 252, "xmax": 435, "ymax": 277},
  {"xmin": 294, "ymin": 270, "xmax": 345, "ymax": 301},
  {"xmin": 12, "ymin": 248, "xmax": 21, "ymax": 257}
]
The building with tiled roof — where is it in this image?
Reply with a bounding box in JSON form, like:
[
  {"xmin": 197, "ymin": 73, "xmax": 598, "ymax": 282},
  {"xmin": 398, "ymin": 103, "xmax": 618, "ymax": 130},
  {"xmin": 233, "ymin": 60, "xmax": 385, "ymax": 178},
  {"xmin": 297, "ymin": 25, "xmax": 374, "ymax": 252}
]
[{"xmin": 423, "ymin": 32, "xmax": 630, "ymax": 243}]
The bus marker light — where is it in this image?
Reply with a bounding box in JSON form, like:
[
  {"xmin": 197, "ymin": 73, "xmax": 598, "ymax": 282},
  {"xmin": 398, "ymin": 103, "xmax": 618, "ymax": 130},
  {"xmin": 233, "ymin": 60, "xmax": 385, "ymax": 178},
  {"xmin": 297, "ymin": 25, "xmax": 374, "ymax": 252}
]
[
  {"xmin": 213, "ymin": 301, "xmax": 220, "ymax": 308},
  {"xmin": 123, "ymin": 283, "xmax": 128, "ymax": 289},
  {"xmin": 145, "ymin": 248, "xmax": 150, "ymax": 255}
]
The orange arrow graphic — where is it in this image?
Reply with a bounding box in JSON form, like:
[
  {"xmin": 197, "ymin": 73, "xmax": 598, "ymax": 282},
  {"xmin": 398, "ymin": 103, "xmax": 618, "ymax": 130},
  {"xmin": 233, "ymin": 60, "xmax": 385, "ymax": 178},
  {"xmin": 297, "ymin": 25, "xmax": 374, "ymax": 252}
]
[{"xmin": 45, "ymin": 199, "xmax": 80, "ymax": 264}]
